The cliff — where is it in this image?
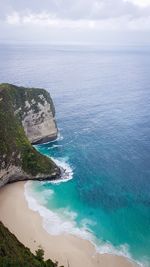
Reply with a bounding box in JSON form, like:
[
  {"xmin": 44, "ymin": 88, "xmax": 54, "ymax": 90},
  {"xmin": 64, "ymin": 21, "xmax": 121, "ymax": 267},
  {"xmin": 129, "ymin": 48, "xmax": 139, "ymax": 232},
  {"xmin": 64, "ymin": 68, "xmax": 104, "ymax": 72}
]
[
  {"xmin": 0, "ymin": 83, "xmax": 61, "ymax": 187},
  {"xmin": 16, "ymin": 86, "xmax": 58, "ymax": 144}
]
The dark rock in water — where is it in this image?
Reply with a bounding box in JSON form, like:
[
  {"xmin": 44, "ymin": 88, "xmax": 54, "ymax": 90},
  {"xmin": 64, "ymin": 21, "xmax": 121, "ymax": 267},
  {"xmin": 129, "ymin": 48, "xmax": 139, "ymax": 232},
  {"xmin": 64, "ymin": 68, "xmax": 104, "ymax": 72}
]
[
  {"xmin": 32, "ymin": 133, "xmax": 57, "ymax": 145},
  {"xmin": 0, "ymin": 83, "xmax": 61, "ymax": 187}
]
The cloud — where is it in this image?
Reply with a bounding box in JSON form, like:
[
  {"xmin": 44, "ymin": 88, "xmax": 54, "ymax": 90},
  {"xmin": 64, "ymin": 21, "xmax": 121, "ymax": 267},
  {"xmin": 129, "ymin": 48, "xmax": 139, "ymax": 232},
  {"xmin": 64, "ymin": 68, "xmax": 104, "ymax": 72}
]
[
  {"xmin": 125, "ymin": 0, "xmax": 150, "ymax": 7},
  {"xmin": 5, "ymin": 11, "xmax": 150, "ymax": 31},
  {"xmin": 0, "ymin": 0, "xmax": 150, "ymax": 44},
  {"xmin": 1, "ymin": 0, "xmax": 150, "ymax": 21}
]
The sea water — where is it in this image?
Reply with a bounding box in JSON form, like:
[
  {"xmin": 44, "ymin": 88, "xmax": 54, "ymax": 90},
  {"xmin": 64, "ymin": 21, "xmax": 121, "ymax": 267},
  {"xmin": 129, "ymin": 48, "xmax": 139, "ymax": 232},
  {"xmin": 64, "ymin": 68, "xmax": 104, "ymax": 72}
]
[{"xmin": 0, "ymin": 44, "xmax": 150, "ymax": 266}]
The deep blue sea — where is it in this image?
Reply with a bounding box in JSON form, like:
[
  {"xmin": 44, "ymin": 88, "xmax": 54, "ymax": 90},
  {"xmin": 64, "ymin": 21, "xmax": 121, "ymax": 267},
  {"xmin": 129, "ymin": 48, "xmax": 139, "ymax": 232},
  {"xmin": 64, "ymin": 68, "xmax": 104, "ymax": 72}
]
[{"xmin": 0, "ymin": 44, "xmax": 150, "ymax": 266}]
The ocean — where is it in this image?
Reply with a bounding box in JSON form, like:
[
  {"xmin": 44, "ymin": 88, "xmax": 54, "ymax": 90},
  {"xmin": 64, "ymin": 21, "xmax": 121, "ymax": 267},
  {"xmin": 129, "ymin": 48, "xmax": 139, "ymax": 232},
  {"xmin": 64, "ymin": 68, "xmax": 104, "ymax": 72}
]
[{"xmin": 0, "ymin": 44, "xmax": 150, "ymax": 266}]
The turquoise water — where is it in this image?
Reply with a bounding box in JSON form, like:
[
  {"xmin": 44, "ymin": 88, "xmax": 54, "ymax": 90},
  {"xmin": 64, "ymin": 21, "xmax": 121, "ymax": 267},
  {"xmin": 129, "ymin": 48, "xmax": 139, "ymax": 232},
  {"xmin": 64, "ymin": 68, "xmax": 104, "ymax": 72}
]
[{"xmin": 0, "ymin": 44, "xmax": 150, "ymax": 266}]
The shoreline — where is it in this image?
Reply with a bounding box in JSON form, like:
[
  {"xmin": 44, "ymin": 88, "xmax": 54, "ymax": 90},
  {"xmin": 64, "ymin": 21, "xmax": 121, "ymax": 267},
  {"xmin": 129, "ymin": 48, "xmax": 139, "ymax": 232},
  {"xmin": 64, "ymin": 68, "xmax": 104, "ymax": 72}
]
[{"xmin": 0, "ymin": 181, "xmax": 139, "ymax": 267}]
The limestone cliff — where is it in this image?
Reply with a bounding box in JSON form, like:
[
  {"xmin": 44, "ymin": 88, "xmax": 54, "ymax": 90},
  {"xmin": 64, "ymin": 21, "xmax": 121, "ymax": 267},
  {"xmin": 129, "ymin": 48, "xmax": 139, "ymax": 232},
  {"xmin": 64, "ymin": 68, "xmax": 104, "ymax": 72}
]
[
  {"xmin": 0, "ymin": 83, "xmax": 61, "ymax": 187},
  {"xmin": 14, "ymin": 86, "xmax": 58, "ymax": 144}
]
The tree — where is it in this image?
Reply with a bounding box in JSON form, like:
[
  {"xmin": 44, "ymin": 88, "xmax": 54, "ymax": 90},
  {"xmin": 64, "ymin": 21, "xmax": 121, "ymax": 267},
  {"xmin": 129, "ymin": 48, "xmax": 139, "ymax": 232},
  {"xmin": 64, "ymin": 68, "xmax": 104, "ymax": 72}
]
[{"xmin": 35, "ymin": 248, "xmax": 44, "ymax": 262}]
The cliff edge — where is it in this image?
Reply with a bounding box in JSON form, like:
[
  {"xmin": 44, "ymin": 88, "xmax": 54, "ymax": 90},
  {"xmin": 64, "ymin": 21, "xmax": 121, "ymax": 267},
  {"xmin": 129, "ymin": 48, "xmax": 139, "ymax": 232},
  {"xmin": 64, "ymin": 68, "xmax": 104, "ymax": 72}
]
[
  {"xmin": 0, "ymin": 83, "xmax": 61, "ymax": 187},
  {"xmin": 0, "ymin": 222, "xmax": 63, "ymax": 267}
]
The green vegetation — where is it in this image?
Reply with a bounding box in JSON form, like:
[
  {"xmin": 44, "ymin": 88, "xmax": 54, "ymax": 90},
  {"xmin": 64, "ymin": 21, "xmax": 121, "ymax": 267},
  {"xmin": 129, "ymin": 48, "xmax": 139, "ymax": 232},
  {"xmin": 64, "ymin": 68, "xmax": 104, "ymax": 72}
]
[
  {"xmin": 21, "ymin": 146, "xmax": 57, "ymax": 176},
  {"xmin": 0, "ymin": 84, "xmax": 62, "ymax": 266},
  {"xmin": 0, "ymin": 83, "xmax": 59, "ymax": 179},
  {"xmin": 0, "ymin": 222, "xmax": 63, "ymax": 267}
]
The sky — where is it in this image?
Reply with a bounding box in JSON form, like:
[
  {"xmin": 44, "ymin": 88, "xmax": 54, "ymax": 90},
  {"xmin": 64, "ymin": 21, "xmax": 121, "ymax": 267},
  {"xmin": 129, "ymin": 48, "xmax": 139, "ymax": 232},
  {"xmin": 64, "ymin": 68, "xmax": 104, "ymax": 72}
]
[{"xmin": 0, "ymin": 0, "xmax": 150, "ymax": 45}]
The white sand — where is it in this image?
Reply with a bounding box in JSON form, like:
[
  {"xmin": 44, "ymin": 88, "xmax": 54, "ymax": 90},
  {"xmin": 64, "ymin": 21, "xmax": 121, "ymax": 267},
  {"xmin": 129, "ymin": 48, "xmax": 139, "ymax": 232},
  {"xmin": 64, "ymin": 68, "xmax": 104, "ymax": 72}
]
[{"xmin": 0, "ymin": 182, "xmax": 139, "ymax": 267}]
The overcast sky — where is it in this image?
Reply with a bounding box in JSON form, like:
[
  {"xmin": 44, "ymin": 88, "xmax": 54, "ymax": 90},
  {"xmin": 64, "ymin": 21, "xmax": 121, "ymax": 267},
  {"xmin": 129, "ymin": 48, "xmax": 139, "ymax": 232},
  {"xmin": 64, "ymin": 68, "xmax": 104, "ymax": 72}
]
[{"xmin": 0, "ymin": 0, "xmax": 150, "ymax": 45}]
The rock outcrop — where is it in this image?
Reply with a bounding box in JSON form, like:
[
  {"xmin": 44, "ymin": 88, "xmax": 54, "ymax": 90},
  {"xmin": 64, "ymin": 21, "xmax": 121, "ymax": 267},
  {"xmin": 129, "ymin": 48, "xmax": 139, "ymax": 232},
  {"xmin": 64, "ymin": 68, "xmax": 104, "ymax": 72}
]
[
  {"xmin": 16, "ymin": 87, "xmax": 58, "ymax": 144},
  {"xmin": 0, "ymin": 83, "xmax": 61, "ymax": 187}
]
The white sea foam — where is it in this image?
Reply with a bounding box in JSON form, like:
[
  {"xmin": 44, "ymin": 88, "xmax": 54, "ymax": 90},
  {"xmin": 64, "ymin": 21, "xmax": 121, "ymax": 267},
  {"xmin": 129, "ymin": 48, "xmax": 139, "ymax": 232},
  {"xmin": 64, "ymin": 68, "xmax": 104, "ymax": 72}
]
[
  {"xmin": 33, "ymin": 188, "xmax": 54, "ymax": 205},
  {"xmin": 24, "ymin": 155, "xmax": 143, "ymax": 267},
  {"xmin": 34, "ymin": 133, "xmax": 64, "ymax": 146},
  {"xmin": 57, "ymin": 132, "xmax": 64, "ymax": 141},
  {"xmin": 47, "ymin": 144, "xmax": 63, "ymax": 150},
  {"xmin": 48, "ymin": 132, "xmax": 64, "ymax": 143},
  {"xmin": 24, "ymin": 182, "xmax": 92, "ymax": 238},
  {"xmin": 50, "ymin": 156, "xmax": 74, "ymax": 184},
  {"xmin": 24, "ymin": 181, "xmax": 144, "ymax": 267}
]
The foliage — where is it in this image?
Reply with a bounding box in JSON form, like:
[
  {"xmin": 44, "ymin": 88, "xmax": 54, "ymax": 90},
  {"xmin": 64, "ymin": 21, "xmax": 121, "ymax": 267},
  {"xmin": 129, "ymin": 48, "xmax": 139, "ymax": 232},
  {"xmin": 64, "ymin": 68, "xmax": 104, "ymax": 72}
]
[
  {"xmin": 0, "ymin": 83, "xmax": 58, "ymax": 177},
  {"xmin": 35, "ymin": 248, "xmax": 44, "ymax": 261},
  {"xmin": 0, "ymin": 222, "xmax": 63, "ymax": 267}
]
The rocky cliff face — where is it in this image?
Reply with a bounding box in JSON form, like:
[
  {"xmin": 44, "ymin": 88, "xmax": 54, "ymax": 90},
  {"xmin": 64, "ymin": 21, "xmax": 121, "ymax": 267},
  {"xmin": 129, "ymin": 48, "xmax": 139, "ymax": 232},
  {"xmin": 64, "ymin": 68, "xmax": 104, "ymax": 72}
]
[
  {"xmin": 14, "ymin": 85, "xmax": 58, "ymax": 144},
  {"xmin": 0, "ymin": 83, "xmax": 61, "ymax": 187}
]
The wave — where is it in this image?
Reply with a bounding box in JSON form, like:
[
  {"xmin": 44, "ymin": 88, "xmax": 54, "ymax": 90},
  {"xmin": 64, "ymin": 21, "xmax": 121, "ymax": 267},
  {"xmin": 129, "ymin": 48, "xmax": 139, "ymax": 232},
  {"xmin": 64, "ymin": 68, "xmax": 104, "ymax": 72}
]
[
  {"xmin": 27, "ymin": 144, "xmax": 145, "ymax": 266},
  {"xmin": 24, "ymin": 181, "xmax": 97, "ymax": 239},
  {"xmin": 35, "ymin": 143, "xmax": 73, "ymax": 183},
  {"xmin": 48, "ymin": 132, "xmax": 64, "ymax": 143},
  {"xmin": 34, "ymin": 133, "xmax": 64, "ymax": 147},
  {"xmin": 49, "ymin": 156, "xmax": 74, "ymax": 184},
  {"xmin": 24, "ymin": 181, "xmax": 144, "ymax": 267},
  {"xmin": 47, "ymin": 144, "xmax": 63, "ymax": 150}
]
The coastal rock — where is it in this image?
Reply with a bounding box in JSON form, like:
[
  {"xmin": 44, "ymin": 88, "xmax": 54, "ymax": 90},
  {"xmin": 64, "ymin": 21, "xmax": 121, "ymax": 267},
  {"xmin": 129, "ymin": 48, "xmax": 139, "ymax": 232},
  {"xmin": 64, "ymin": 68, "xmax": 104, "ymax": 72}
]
[
  {"xmin": 14, "ymin": 87, "xmax": 58, "ymax": 144},
  {"xmin": 0, "ymin": 83, "xmax": 61, "ymax": 187}
]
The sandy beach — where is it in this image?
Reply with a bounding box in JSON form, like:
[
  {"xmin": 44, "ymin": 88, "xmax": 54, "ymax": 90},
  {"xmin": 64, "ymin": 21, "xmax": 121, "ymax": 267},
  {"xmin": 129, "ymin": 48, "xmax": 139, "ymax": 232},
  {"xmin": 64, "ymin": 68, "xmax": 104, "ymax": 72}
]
[{"xmin": 0, "ymin": 182, "xmax": 138, "ymax": 267}]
